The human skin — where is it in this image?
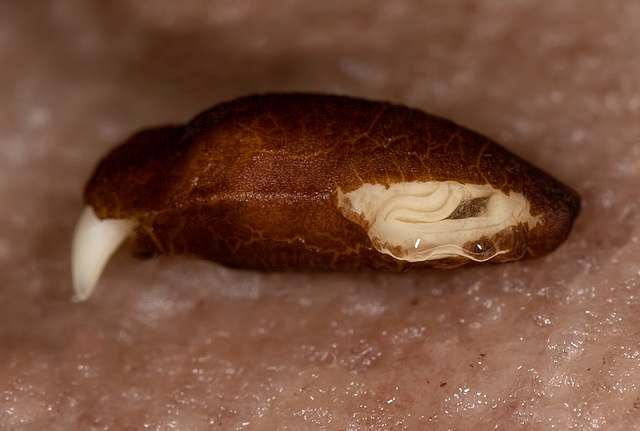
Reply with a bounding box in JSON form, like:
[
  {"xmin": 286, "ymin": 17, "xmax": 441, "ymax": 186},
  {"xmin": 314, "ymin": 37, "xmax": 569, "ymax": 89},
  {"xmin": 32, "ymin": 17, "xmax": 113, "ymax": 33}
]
[{"xmin": 2, "ymin": 1, "xmax": 640, "ymax": 430}]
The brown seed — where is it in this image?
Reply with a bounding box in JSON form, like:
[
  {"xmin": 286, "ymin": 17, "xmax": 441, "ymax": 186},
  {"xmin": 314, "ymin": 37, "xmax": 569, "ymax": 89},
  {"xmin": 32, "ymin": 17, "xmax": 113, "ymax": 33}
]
[{"xmin": 73, "ymin": 93, "xmax": 581, "ymax": 298}]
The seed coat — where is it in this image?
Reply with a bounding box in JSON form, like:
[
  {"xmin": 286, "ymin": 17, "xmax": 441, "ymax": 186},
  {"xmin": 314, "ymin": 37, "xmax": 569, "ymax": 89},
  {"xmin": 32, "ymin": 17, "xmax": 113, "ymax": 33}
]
[{"xmin": 73, "ymin": 93, "xmax": 581, "ymax": 299}]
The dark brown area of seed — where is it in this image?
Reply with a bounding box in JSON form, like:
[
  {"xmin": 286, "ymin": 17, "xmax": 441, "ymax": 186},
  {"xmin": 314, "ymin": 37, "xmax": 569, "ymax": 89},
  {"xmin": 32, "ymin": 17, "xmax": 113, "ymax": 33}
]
[{"xmin": 445, "ymin": 197, "xmax": 491, "ymax": 220}]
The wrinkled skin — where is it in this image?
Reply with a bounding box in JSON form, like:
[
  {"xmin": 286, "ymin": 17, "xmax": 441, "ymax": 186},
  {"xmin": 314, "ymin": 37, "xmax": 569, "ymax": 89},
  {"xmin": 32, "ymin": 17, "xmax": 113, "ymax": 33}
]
[{"xmin": 3, "ymin": 1, "xmax": 640, "ymax": 430}]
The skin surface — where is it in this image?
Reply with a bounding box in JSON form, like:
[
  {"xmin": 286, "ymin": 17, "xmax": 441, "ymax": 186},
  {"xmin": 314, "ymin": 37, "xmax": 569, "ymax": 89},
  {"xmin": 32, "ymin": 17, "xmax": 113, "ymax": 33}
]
[
  {"xmin": 85, "ymin": 94, "xmax": 579, "ymax": 271},
  {"xmin": 3, "ymin": 1, "xmax": 640, "ymax": 430}
]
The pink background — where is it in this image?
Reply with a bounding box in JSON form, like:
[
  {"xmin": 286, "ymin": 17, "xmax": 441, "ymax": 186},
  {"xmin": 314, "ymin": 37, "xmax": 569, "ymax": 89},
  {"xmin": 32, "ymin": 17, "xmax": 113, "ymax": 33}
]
[{"xmin": 1, "ymin": 1, "xmax": 639, "ymax": 429}]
